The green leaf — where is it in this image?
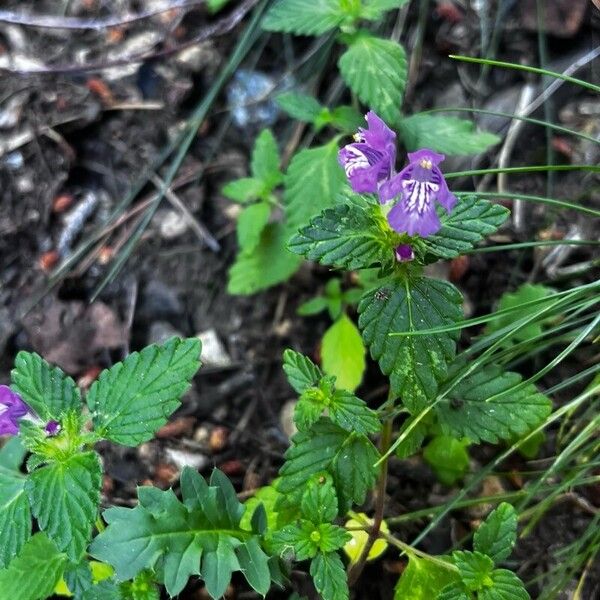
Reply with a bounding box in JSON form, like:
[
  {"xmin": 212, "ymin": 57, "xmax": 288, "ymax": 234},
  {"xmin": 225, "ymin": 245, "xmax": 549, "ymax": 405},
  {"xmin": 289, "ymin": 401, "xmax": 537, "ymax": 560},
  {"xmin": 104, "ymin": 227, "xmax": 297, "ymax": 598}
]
[
  {"xmin": 486, "ymin": 284, "xmax": 555, "ymax": 343},
  {"xmin": 27, "ymin": 451, "xmax": 102, "ymax": 561},
  {"xmin": 228, "ymin": 223, "xmax": 302, "ymax": 295},
  {"xmin": 453, "ymin": 550, "xmax": 494, "ymax": 591},
  {"xmin": 87, "ymin": 337, "xmax": 201, "ymax": 446},
  {"xmin": 301, "ymin": 476, "xmax": 338, "ymax": 523},
  {"xmin": 289, "ymin": 201, "xmax": 396, "ymax": 271},
  {"xmin": 82, "ymin": 580, "xmax": 124, "ymax": 600},
  {"xmin": 272, "ymin": 521, "xmax": 320, "ymax": 560},
  {"xmin": 0, "ymin": 467, "xmax": 31, "ymax": 568},
  {"xmin": 277, "ymin": 418, "xmax": 379, "ymax": 512},
  {"xmin": 263, "ymin": 0, "xmax": 345, "ymax": 35},
  {"xmin": 207, "ymin": 0, "xmax": 231, "ymax": 13},
  {"xmin": 242, "ymin": 485, "xmax": 283, "ymax": 532},
  {"xmin": 329, "ymin": 106, "xmax": 364, "ymax": 133},
  {"xmin": 310, "ymin": 552, "xmax": 349, "ymax": 600},
  {"xmin": 0, "ymin": 533, "xmax": 67, "ymax": 600},
  {"xmin": 65, "ymin": 561, "xmax": 94, "ymax": 596},
  {"xmin": 0, "ymin": 437, "xmax": 27, "ymax": 471},
  {"xmin": 358, "ymin": 276, "xmax": 463, "ymax": 412},
  {"xmin": 90, "ymin": 469, "xmax": 271, "ymax": 599},
  {"xmin": 474, "ymin": 503, "xmax": 518, "ymax": 564},
  {"xmin": 120, "ymin": 570, "xmax": 160, "ymax": 600},
  {"xmin": 437, "ymin": 582, "xmax": 471, "ymax": 600},
  {"xmin": 479, "ymin": 569, "xmax": 530, "ymax": 600},
  {"xmin": 298, "ymin": 296, "xmax": 329, "ymax": 316},
  {"xmin": 321, "ymin": 314, "xmax": 367, "ymax": 392},
  {"xmin": 11, "ymin": 352, "xmax": 81, "ymax": 421},
  {"xmin": 399, "ymin": 114, "xmax": 500, "ymax": 155},
  {"xmin": 339, "ymin": 33, "xmax": 407, "ymax": 124},
  {"xmin": 283, "ymin": 140, "xmax": 346, "ymax": 235},
  {"xmin": 327, "ymin": 389, "xmax": 380, "ymax": 435},
  {"xmin": 393, "ymin": 555, "xmax": 459, "ymax": 600},
  {"xmin": 423, "ymin": 196, "xmax": 510, "ymax": 259},
  {"xmin": 316, "ymin": 524, "xmax": 352, "ymax": 553},
  {"xmin": 222, "ymin": 177, "xmax": 265, "ymax": 203},
  {"xmin": 282, "ymin": 349, "xmax": 323, "ymax": 393},
  {"xmin": 394, "ymin": 416, "xmax": 428, "ymax": 459},
  {"xmin": 275, "ymin": 92, "xmax": 324, "ymax": 123},
  {"xmin": 436, "ymin": 365, "xmax": 552, "ymax": 444},
  {"xmin": 237, "ymin": 202, "xmax": 271, "ymax": 252},
  {"xmin": 252, "ymin": 129, "xmax": 282, "ymax": 188},
  {"xmin": 423, "ymin": 436, "xmax": 470, "ymax": 486},
  {"xmin": 361, "ymin": 0, "xmax": 410, "ymax": 20}
]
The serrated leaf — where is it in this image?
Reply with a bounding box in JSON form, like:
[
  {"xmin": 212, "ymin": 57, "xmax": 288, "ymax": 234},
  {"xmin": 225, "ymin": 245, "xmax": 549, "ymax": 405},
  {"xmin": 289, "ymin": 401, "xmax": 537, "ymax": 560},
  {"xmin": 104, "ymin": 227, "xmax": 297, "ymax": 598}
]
[
  {"xmin": 436, "ymin": 365, "xmax": 552, "ymax": 444},
  {"xmin": 283, "ymin": 140, "xmax": 346, "ymax": 235},
  {"xmin": 423, "ymin": 196, "xmax": 510, "ymax": 259},
  {"xmin": 277, "ymin": 418, "xmax": 379, "ymax": 512},
  {"xmin": 339, "ymin": 33, "xmax": 407, "ymax": 124},
  {"xmin": 272, "ymin": 521, "xmax": 320, "ymax": 561},
  {"xmin": 310, "ymin": 552, "xmax": 349, "ymax": 600},
  {"xmin": 474, "ymin": 503, "xmax": 518, "ymax": 564},
  {"xmin": 453, "ymin": 550, "xmax": 494, "ymax": 591},
  {"xmin": 301, "ymin": 477, "xmax": 338, "ymax": 523},
  {"xmin": 479, "ymin": 569, "xmax": 530, "ymax": 600},
  {"xmin": 263, "ymin": 0, "xmax": 345, "ymax": 35},
  {"xmin": 228, "ymin": 223, "xmax": 302, "ymax": 295},
  {"xmin": 486, "ymin": 284, "xmax": 555, "ymax": 343},
  {"xmin": 327, "ymin": 389, "xmax": 380, "ymax": 435},
  {"xmin": 0, "ymin": 467, "xmax": 31, "ymax": 568},
  {"xmin": 90, "ymin": 468, "xmax": 270, "ymax": 600},
  {"xmin": 275, "ymin": 92, "xmax": 324, "ymax": 123},
  {"xmin": 437, "ymin": 582, "xmax": 471, "ymax": 600},
  {"xmin": 289, "ymin": 201, "xmax": 396, "ymax": 271},
  {"xmin": 423, "ymin": 436, "xmax": 469, "ymax": 486},
  {"xmin": 330, "ymin": 105, "xmax": 365, "ymax": 133},
  {"xmin": 395, "ymin": 416, "xmax": 428, "ymax": 459},
  {"xmin": 322, "ymin": 314, "xmax": 366, "ymax": 392},
  {"xmin": 283, "ymin": 350, "xmax": 323, "ymax": 394},
  {"xmin": 393, "ymin": 555, "xmax": 459, "ymax": 600},
  {"xmin": 358, "ymin": 276, "xmax": 463, "ymax": 412},
  {"xmin": 399, "ymin": 114, "xmax": 500, "ymax": 155},
  {"xmin": 316, "ymin": 524, "xmax": 352, "ymax": 553},
  {"xmin": 11, "ymin": 352, "xmax": 81, "ymax": 421},
  {"xmin": 0, "ymin": 437, "xmax": 27, "ymax": 471},
  {"xmin": 65, "ymin": 561, "xmax": 94, "ymax": 596},
  {"xmin": 222, "ymin": 177, "xmax": 265, "ymax": 203},
  {"xmin": 120, "ymin": 570, "xmax": 160, "ymax": 600},
  {"xmin": 27, "ymin": 451, "xmax": 102, "ymax": 561},
  {"xmin": 237, "ymin": 202, "xmax": 271, "ymax": 252},
  {"xmin": 236, "ymin": 537, "xmax": 271, "ymax": 596},
  {"xmin": 0, "ymin": 533, "xmax": 67, "ymax": 600},
  {"xmin": 88, "ymin": 337, "xmax": 201, "ymax": 446},
  {"xmin": 82, "ymin": 580, "xmax": 124, "ymax": 600},
  {"xmin": 252, "ymin": 130, "xmax": 282, "ymax": 188},
  {"xmin": 361, "ymin": 0, "xmax": 410, "ymax": 20}
]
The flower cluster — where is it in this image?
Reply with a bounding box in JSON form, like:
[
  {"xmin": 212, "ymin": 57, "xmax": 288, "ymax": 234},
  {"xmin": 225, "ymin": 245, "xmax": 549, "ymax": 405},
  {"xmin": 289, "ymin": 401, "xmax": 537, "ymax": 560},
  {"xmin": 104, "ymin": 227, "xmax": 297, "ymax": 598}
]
[
  {"xmin": 338, "ymin": 111, "xmax": 457, "ymax": 240},
  {"xmin": 0, "ymin": 385, "xmax": 59, "ymax": 437}
]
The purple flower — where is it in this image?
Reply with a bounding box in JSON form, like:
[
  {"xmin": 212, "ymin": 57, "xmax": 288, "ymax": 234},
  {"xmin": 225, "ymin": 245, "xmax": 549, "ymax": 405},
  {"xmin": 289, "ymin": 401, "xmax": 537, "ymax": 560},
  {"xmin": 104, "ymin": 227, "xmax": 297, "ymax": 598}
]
[
  {"xmin": 45, "ymin": 420, "xmax": 61, "ymax": 436},
  {"xmin": 0, "ymin": 385, "xmax": 29, "ymax": 436},
  {"xmin": 338, "ymin": 111, "xmax": 396, "ymax": 195},
  {"xmin": 380, "ymin": 149, "xmax": 457, "ymax": 237},
  {"xmin": 395, "ymin": 244, "xmax": 414, "ymax": 262}
]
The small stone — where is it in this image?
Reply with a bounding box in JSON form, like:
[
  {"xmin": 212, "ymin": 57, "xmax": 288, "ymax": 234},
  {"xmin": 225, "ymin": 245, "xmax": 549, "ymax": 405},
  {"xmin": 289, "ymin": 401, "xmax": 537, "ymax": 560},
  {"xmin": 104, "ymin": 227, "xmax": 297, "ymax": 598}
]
[
  {"xmin": 209, "ymin": 426, "xmax": 229, "ymax": 453},
  {"xmin": 197, "ymin": 329, "xmax": 232, "ymax": 368},
  {"xmin": 154, "ymin": 462, "xmax": 180, "ymax": 486},
  {"xmin": 156, "ymin": 417, "xmax": 196, "ymax": 438},
  {"xmin": 155, "ymin": 209, "xmax": 188, "ymax": 240}
]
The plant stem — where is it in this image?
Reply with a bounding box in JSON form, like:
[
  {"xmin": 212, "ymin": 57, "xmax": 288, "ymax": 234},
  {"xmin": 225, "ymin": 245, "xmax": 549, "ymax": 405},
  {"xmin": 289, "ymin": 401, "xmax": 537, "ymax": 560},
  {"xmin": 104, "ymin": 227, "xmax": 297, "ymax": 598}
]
[{"xmin": 347, "ymin": 417, "xmax": 393, "ymax": 586}]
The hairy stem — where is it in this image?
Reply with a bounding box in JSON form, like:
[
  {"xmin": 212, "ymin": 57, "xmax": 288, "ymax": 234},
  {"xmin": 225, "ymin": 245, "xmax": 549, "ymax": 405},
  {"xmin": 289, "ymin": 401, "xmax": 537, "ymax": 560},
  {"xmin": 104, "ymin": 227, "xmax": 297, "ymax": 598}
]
[{"xmin": 347, "ymin": 417, "xmax": 393, "ymax": 586}]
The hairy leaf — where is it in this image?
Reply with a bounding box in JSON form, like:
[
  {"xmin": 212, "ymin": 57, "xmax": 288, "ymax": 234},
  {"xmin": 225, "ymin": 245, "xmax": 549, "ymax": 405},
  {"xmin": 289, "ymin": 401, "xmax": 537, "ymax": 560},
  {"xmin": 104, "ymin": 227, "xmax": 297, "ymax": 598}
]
[
  {"xmin": 276, "ymin": 92, "xmax": 324, "ymax": 123},
  {"xmin": 339, "ymin": 33, "xmax": 407, "ymax": 124},
  {"xmin": 222, "ymin": 177, "xmax": 265, "ymax": 203},
  {"xmin": 283, "ymin": 349, "xmax": 323, "ymax": 393},
  {"xmin": 361, "ymin": 0, "xmax": 410, "ymax": 20},
  {"xmin": 283, "ymin": 140, "xmax": 346, "ymax": 235},
  {"xmin": 321, "ymin": 314, "xmax": 366, "ymax": 392},
  {"xmin": 423, "ymin": 196, "xmax": 510, "ymax": 259},
  {"xmin": 310, "ymin": 552, "xmax": 349, "ymax": 600},
  {"xmin": 90, "ymin": 469, "xmax": 271, "ymax": 599},
  {"xmin": 27, "ymin": 451, "xmax": 102, "ymax": 561},
  {"xmin": 399, "ymin": 114, "xmax": 500, "ymax": 155},
  {"xmin": 436, "ymin": 365, "xmax": 552, "ymax": 444},
  {"xmin": 11, "ymin": 352, "xmax": 81, "ymax": 421},
  {"xmin": 251, "ymin": 129, "xmax": 282, "ymax": 188},
  {"xmin": 453, "ymin": 550, "xmax": 494, "ymax": 591},
  {"xmin": 437, "ymin": 582, "xmax": 471, "ymax": 600},
  {"xmin": 0, "ymin": 467, "xmax": 31, "ymax": 568},
  {"xmin": 358, "ymin": 276, "xmax": 463, "ymax": 412},
  {"xmin": 393, "ymin": 555, "xmax": 459, "ymax": 600},
  {"xmin": 301, "ymin": 477, "xmax": 338, "ymax": 523},
  {"xmin": 263, "ymin": 0, "xmax": 345, "ymax": 35},
  {"xmin": 289, "ymin": 201, "xmax": 396, "ymax": 271},
  {"xmin": 277, "ymin": 418, "xmax": 379, "ymax": 512},
  {"xmin": 479, "ymin": 569, "xmax": 530, "ymax": 600},
  {"xmin": 237, "ymin": 202, "xmax": 271, "ymax": 252},
  {"xmin": 228, "ymin": 223, "xmax": 302, "ymax": 295},
  {"xmin": 0, "ymin": 533, "xmax": 67, "ymax": 600},
  {"xmin": 88, "ymin": 337, "xmax": 201, "ymax": 446},
  {"xmin": 474, "ymin": 503, "xmax": 518, "ymax": 564}
]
